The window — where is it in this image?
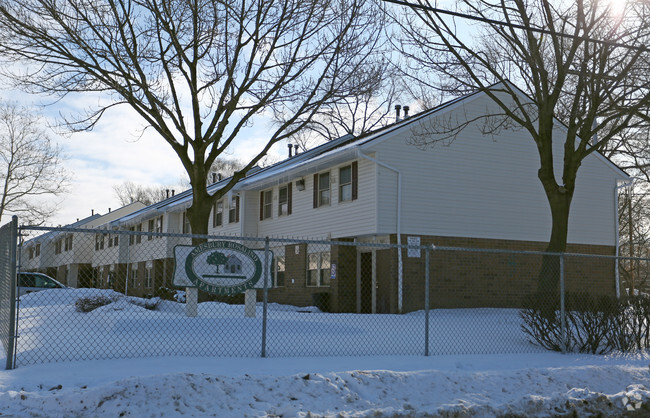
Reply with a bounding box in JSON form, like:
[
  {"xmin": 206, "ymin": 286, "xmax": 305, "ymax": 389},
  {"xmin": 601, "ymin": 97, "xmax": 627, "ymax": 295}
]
[
  {"xmin": 260, "ymin": 190, "xmax": 272, "ymax": 220},
  {"xmin": 182, "ymin": 212, "xmax": 191, "ymax": 234},
  {"xmin": 148, "ymin": 219, "xmax": 155, "ymax": 240},
  {"xmin": 28, "ymin": 247, "xmax": 34, "ymax": 259},
  {"xmin": 339, "ymin": 162, "xmax": 358, "ymax": 202},
  {"xmin": 113, "ymin": 236, "xmax": 119, "ymax": 247},
  {"xmin": 35, "ymin": 244, "xmax": 40, "ymax": 257},
  {"xmin": 55, "ymin": 240, "xmax": 62, "ymax": 255},
  {"xmin": 313, "ymin": 172, "xmax": 330, "ymax": 208},
  {"xmin": 278, "ymin": 183, "xmax": 292, "ymax": 216},
  {"xmin": 155, "ymin": 215, "xmax": 163, "ymax": 234},
  {"xmin": 145, "ymin": 268, "xmax": 152, "ymax": 288},
  {"xmin": 275, "ymin": 256, "xmax": 285, "ymax": 287},
  {"xmin": 229, "ymin": 195, "xmax": 240, "ymax": 223},
  {"xmin": 64, "ymin": 234, "xmax": 73, "ymax": 252},
  {"xmin": 307, "ymin": 252, "xmax": 331, "ymax": 287},
  {"xmin": 129, "ymin": 225, "xmax": 143, "ymax": 244},
  {"xmin": 213, "ymin": 201, "xmax": 223, "ymax": 227},
  {"xmin": 131, "ymin": 268, "xmax": 137, "ymax": 289},
  {"xmin": 108, "ymin": 234, "xmax": 114, "ymax": 248},
  {"xmin": 95, "ymin": 234, "xmax": 105, "ymax": 251}
]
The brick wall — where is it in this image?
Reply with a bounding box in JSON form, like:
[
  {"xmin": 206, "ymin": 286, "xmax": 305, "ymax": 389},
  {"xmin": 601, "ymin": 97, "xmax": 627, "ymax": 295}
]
[{"xmin": 397, "ymin": 235, "xmax": 617, "ymax": 311}]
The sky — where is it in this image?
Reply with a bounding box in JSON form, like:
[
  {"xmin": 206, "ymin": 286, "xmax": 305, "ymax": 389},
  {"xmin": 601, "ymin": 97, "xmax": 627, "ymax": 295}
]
[
  {"xmin": 1, "ymin": 287, "xmax": 650, "ymax": 416},
  {"xmin": 0, "ymin": 88, "xmax": 286, "ymax": 227}
]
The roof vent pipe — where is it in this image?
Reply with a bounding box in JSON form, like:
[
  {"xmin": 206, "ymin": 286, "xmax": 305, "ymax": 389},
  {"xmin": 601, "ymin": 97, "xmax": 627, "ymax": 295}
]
[
  {"xmin": 394, "ymin": 104, "xmax": 402, "ymax": 122},
  {"xmin": 294, "ymin": 144, "xmax": 299, "ymax": 156},
  {"xmin": 403, "ymin": 106, "xmax": 410, "ymax": 119},
  {"xmin": 288, "ymin": 143, "xmax": 293, "ymax": 158},
  {"xmin": 211, "ymin": 172, "xmax": 217, "ymax": 183},
  {"xmin": 218, "ymin": 173, "xmax": 222, "ymax": 181},
  {"xmin": 166, "ymin": 189, "xmax": 170, "ymax": 198},
  {"xmin": 91, "ymin": 209, "xmax": 94, "ymax": 215},
  {"xmin": 172, "ymin": 190, "xmax": 175, "ymax": 196}
]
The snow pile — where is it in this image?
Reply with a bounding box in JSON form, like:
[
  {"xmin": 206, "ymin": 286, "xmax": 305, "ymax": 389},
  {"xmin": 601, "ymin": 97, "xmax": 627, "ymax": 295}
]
[{"xmin": 1, "ymin": 355, "xmax": 650, "ymax": 416}]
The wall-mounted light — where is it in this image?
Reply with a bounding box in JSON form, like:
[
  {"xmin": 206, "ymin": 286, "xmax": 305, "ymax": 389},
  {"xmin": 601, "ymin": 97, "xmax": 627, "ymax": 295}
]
[{"xmin": 296, "ymin": 178, "xmax": 305, "ymax": 191}]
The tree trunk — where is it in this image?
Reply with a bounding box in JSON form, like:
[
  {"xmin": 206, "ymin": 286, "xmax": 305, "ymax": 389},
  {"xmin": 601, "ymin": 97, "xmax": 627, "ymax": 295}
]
[
  {"xmin": 187, "ymin": 181, "xmax": 212, "ymax": 246},
  {"xmin": 537, "ymin": 186, "xmax": 573, "ymax": 316}
]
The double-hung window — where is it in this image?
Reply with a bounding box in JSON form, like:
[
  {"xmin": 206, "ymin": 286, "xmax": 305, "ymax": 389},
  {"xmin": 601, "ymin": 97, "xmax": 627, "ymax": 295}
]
[
  {"xmin": 278, "ymin": 183, "xmax": 292, "ymax": 216},
  {"xmin": 148, "ymin": 219, "xmax": 155, "ymax": 240},
  {"xmin": 213, "ymin": 201, "xmax": 223, "ymax": 227},
  {"xmin": 307, "ymin": 252, "xmax": 331, "ymax": 287},
  {"xmin": 229, "ymin": 196, "xmax": 240, "ymax": 223},
  {"xmin": 155, "ymin": 215, "xmax": 163, "ymax": 234},
  {"xmin": 64, "ymin": 234, "xmax": 73, "ymax": 251},
  {"xmin": 95, "ymin": 234, "xmax": 105, "ymax": 251},
  {"xmin": 145, "ymin": 268, "xmax": 152, "ymax": 288},
  {"xmin": 313, "ymin": 172, "xmax": 330, "ymax": 207},
  {"xmin": 339, "ymin": 162, "xmax": 358, "ymax": 202},
  {"xmin": 260, "ymin": 190, "xmax": 272, "ymax": 220}
]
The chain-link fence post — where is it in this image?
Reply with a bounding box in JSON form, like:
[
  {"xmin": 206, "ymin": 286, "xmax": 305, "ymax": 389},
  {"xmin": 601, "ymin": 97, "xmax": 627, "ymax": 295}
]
[
  {"xmin": 125, "ymin": 236, "xmax": 131, "ymax": 296},
  {"xmin": 261, "ymin": 237, "xmax": 269, "ymax": 358},
  {"xmin": 560, "ymin": 253, "xmax": 567, "ymax": 353},
  {"xmin": 1, "ymin": 217, "xmax": 19, "ymax": 370},
  {"xmin": 424, "ymin": 245, "xmax": 430, "ymax": 356}
]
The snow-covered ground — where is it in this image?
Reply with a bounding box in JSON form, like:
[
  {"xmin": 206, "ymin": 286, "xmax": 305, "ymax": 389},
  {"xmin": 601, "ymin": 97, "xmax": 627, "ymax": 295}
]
[{"xmin": 1, "ymin": 288, "xmax": 650, "ymax": 416}]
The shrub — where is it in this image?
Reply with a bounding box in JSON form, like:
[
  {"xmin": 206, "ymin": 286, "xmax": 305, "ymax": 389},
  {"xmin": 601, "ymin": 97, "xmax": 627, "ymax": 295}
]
[
  {"xmin": 520, "ymin": 292, "xmax": 629, "ymax": 354},
  {"xmin": 618, "ymin": 295, "xmax": 650, "ymax": 351},
  {"xmin": 127, "ymin": 296, "xmax": 160, "ymax": 310},
  {"xmin": 520, "ymin": 293, "xmax": 565, "ymax": 352},
  {"xmin": 75, "ymin": 295, "xmax": 116, "ymax": 312},
  {"xmin": 76, "ymin": 294, "xmax": 161, "ymax": 312}
]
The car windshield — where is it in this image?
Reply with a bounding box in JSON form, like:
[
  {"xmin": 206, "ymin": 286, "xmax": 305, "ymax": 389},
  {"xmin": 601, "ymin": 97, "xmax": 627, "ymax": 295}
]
[{"xmin": 19, "ymin": 273, "xmax": 60, "ymax": 288}]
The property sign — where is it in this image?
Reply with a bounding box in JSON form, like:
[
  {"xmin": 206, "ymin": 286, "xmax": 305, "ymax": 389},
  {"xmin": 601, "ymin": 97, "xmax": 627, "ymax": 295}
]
[
  {"xmin": 172, "ymin": 241, "xmax": 271, "ymax": 295},
  {"xmin": 407, "ymin": 236, "xmax": 421, "ymax": 258}
]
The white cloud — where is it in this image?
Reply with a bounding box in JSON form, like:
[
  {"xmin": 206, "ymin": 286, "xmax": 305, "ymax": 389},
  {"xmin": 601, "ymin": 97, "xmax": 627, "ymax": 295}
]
[{"xmin": 26, "ymin": 94, "xmax": 285, "ymax": 227}]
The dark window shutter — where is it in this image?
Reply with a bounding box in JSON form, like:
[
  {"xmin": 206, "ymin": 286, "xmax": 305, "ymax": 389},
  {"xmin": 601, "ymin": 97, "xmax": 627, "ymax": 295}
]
[
  {"xmin": 313, "ymin": 174, "xmax": 318, "ymax": 208},
  {"xmin": 259, "ymin": 191, "xmax": 264, "ymax": 221},
  {"xmin": 235, "ymin": 196, "xmax": 240, "ymax": 222},
  {"xmin": 352, "ymin": 161, "xmax": 358, "ymax": 201},
  {"xmin": 288, "ymin": 182, "xmax": 292, "ymax": 215}
]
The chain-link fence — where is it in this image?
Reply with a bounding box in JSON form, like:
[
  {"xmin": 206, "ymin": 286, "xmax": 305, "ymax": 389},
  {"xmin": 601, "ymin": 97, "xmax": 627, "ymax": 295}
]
[{"xmin": 7, "ymin": 224, "xmax": 649, "ymax": 367}]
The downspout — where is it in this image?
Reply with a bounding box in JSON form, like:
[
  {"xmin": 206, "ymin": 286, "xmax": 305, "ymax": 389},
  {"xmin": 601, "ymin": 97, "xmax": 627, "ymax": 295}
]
[
  {"xmin": 615, "ymin": 178, "xmax": 634, "ymax": 298},
  {"xmin": 357, "ymin": 148, "xmax": 404, "ymax": 313}
]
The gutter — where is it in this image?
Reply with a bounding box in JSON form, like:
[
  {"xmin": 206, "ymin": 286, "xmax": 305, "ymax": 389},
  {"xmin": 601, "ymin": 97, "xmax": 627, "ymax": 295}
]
[{"xmin": 356, "ymin": 148, "xmax": 404, "ymax": 314}]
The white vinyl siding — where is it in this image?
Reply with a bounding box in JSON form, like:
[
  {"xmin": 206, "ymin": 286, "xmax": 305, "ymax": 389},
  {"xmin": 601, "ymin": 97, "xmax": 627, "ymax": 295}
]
[
  {"xmin": 256, "ymin": 159, "xmax": 377, "ymax": 239},
  {"xmin": 373, "ymin": 93, "xmax": 622, "ymax": 246}
]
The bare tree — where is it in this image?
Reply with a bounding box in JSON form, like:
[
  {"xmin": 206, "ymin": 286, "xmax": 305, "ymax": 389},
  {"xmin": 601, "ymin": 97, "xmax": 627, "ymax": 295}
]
[
  {"xmin": 206, "ymin": 158, "xmax": 244, "ymax": 183},
  {"xmin": 0, "ymin": 102, "xmax": 68, "ymax": 225},
  {"xmin": 0, "ymin": 0, "xmax": 387, "ymax": 239},
  {"xmin": 391, "ymin": 0, "xmax": 650, "ymax": 258},
  {"xmin": 112, "ymin": 181, "xmax": 178, "ymax": 206},
  {"xmin": 290, "ymin": 63, "xmax": 404, "ymax": 151},
  {"xmin": 616, "ymin": 185, "xmax": 650, "ymax": 295}
]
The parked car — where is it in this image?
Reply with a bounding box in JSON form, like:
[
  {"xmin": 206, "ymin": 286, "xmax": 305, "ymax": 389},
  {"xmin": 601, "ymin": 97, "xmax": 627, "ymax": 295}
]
[{"xmin": 17, "ymin": 272, "xmax": 67, "ymax": 296}]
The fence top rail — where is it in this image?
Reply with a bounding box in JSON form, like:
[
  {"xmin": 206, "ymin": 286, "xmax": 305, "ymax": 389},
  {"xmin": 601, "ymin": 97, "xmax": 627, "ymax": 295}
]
[{"xmin": 18, "ymin": 225, "xmax": 649, "ymax": 261}]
